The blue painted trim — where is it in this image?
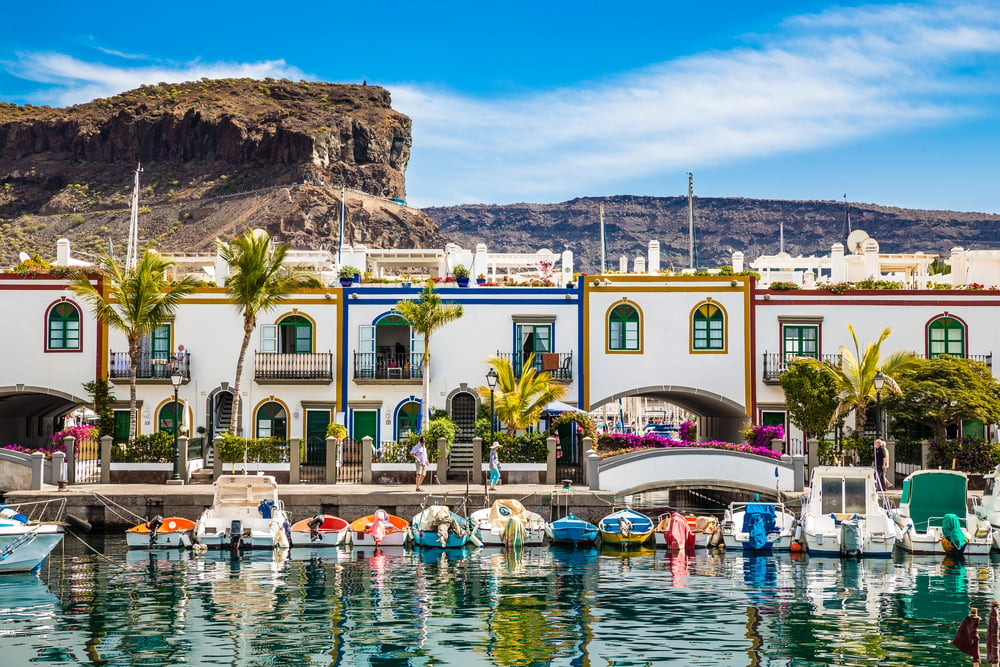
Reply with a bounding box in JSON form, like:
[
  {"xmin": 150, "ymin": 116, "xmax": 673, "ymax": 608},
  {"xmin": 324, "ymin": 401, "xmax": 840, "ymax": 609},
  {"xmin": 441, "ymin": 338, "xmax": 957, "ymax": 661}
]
[
  {"xmin": 352, "ymin": 298, "xmax": 575, "ymax": 306},
  {"xmin": 340, "ymin": 296, "xmax": 349, "ymax": 416},
  {"xmin": 391, "ymin": 395, "xmax": 422, "ymax": 440},
  {"xmin": 575, "ymin": 276, "xmax": 584, "ymax": 407},
  {"xmin": 371, "ymin": 309, "xmax": 404, "ymax": 326}
]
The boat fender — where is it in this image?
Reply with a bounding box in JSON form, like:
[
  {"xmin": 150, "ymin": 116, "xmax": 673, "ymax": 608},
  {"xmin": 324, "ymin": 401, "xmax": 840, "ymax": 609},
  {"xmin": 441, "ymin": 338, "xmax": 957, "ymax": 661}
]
[
  {"xmin": 66, "ymin": 514, "xmax": 92, "ymax": 533},
  {"xmin": 468, "ymin": 531, "xmax": 483, "ymax": 548},
  {"xmin": 0, "ymin": 507, "xmax": 29, "ymax": 523},
  {"xmin": 283, "ymin": 520, "xmax": 292, "ymax": 545}
]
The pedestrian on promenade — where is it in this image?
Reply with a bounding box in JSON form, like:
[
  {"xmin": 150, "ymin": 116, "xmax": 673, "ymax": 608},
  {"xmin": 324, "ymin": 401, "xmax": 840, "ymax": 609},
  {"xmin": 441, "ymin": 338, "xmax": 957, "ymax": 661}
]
[
  {"xmin": 873, "ymin": 439, "xmax": 891, "ymax": 490},
  {"xmin": 488, "ymin": 441, "xmax": 501, "ymax": 490},
  {"xmin": 988, "ymin": 601, "xmax": 999, "ymax": 667},
  {"xmin": 410, "ymin": 437, "xmax": 428, "ymax": 491},
  {"xmin": 954, "ymin": 607, "xmax": 981, "ymax": 666}
]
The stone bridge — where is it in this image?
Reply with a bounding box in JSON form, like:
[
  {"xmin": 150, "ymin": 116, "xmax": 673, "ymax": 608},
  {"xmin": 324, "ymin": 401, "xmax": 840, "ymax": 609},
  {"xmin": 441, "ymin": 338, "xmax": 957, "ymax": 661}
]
[{"xmin": 591, "ymin": 447, "xmax": 805, "ymax": 496}]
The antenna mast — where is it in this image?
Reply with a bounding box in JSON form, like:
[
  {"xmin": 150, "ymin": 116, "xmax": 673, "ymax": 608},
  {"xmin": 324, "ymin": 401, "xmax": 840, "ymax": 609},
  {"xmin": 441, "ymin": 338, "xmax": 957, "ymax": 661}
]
[
  {"xmin": 599, "ymin": 202, "xmax": 606, "ymax": 274},
  {"xmin": 688, "ymin": 172, "xmax": 694, "ymax": 270},
  {"xmin": 126, "ymin": 163, "xmax": 142, "ymax": 270},
  {"xmin": 842, "ymin": 194, "xmax": 852, "ymax": 239}
]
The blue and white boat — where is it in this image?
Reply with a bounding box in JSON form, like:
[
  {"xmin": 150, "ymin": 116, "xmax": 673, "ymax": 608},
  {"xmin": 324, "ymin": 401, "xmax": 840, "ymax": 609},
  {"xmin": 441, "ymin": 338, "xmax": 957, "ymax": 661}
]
[
  {"xmin": 0, "ymin": 501, "xmax": 65, "ymax": 573},
  {"xmin": 411, "ymin": 505, "xmax": 470, "ymax": 548},
  {"xmin": 546, "ymin": 513, "xmax": 599, "ymax": 545},
  {"xmin": 597, "ymin": 508, "xmax": 654, "ymax": 547},
  {"xmin": 722, "ymin": 501, "xmax": 797, "ymax": 552}
]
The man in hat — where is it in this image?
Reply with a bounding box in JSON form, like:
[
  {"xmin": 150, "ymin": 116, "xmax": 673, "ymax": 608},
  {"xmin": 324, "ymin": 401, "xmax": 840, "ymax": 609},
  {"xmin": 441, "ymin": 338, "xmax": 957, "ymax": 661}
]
[
  {"xmin": 410, "ymin": 437, "xmax": 428, "ymax": 492},
  {"xmin": 488, "ymin": 441, "xmax": 502, "ymax": 491}
]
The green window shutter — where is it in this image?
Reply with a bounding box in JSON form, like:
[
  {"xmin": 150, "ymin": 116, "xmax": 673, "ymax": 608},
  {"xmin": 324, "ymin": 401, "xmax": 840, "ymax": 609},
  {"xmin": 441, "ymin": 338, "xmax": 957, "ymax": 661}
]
[
  {"xmin": 48, "ymin": 302, "xmax": 80, "ymax": 350},
  {"xmin": 152, "ymin": 325, "xmax": 171, "ymax": 360},
  {"xmin": 783, "ymin": 325, "xmax": 817, "ymax": 358},
  {"xmin": 609, "ymin": 305, "xmax": 639, "ymax": 350},
  {"xmin": 929, "ymin": 317, "xmax": 965, "ymax": 358}
]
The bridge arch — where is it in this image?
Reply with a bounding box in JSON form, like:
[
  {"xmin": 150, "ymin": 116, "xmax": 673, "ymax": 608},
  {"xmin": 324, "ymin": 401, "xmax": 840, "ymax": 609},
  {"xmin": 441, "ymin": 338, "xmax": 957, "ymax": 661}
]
[
  {"xmin": 0, "ymin": 385, "xmax": 91, "ymax": 450},
  {"xmin": 589, "ymin": 384, "xmax": 749, "ymax": 443}
]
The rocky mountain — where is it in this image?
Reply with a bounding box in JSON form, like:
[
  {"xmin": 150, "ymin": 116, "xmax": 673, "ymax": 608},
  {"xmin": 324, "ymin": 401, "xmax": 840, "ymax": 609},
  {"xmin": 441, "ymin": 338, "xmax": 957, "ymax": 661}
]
[
  {"xmin": 0, "ymin": 78, "xmax": 445, "ymax": 263},
  {"xmin": 425, "ymin": 196, "xmax": 1000, "ymax": 273}
]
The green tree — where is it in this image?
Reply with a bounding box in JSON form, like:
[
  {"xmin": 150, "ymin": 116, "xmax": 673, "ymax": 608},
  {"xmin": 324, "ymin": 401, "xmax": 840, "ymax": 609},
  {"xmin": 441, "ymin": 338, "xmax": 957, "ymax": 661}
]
[
  {"xmin": 394, "ymin": 280, "xmax": 464, "ymax": 432},
  {"xmin": 779, "ymin": 360, "xmax": 839, "ymax": 440},
  {"xmin": 796, "ymin": 325, "xmax": 918, "ymax": 435},
  {"xmin": 82, "ymin": 378, "xmax": 117, "ymax": 438},
  {"xmin": 217, "ymin": 228, "xmax": 310, "ymax": 434},
  {"xmin": 70, "ymin": 250, "xmax": 198, "ymax": 439},
  {"xmin": 478, "ymin": 354, "xmax": 566, "ymax": 435},
  {"xmin": 885, "ymin": 355, "xmax": 1000, "ymax": 441}
]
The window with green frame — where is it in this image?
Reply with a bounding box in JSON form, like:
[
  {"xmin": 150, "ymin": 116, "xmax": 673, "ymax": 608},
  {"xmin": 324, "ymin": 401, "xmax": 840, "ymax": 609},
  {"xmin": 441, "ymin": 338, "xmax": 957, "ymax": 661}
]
[
  {"xmin": 609, "ymin": 303, "xmax": 640, "ymax": 350},
  {"xmin": 928, "ymin": 316, "xmax": 965, "ymax": 358},
  {"xmin": 783, "ymin": 325, "xmax": 818, "ymax": 359},
  {"xmin": 279, "ymin": 315, "xmax": 312, "ymax": 353},
  {"xmin": 692, "ymin": 303, "xmax": 725, "ymax": 350},
  {"xmin": 396, "ymin": 401, "xmax": 421, "ymax": 440},
  {"xmin": 48, "ymin": 302, "xmax": 80, "ymax": 350},
  {"xmin": 256, "ymin": 401, "xmax": 287, "ymax": 439},
  {"xmin": 157, "ymin": 401, "xmax": 184, "ymax": 435}
]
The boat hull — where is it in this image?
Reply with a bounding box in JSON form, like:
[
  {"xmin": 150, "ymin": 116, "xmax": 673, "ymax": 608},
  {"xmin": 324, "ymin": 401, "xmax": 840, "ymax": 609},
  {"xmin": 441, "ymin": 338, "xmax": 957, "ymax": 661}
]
[
  {"xmin": 0, "ymin": 525, "xmax": 64, "ymax": 573},
  {"xmin": 802, "ymin": 528, "xmax": 895, "ymax": 557},
  {"xmin": 598, "ymin": 508, "xmax": 655, "ymax": 548},
  {"xmin": 411, "ymin": 507, "xmax": 469, "ymax": 548},
  {"xmin": 897, "ymin": 529, "xmax": 992, "ymax": 556},
  {"xmin": 721, "ymin": 504, "xmax": 797, "ymax": 552},
  {"xmin": 290, "ymin": 515, "xmax": 349, "ymax": 547},
  {"xmin": 349, "ymin": 512, "xmax": 410, "ymax": 547},
  {"xmin": 468, "ymin": 502, "xmax": 548, "ymax": 547},
  {"xmin": 547, "ymin": 515, "xmax": 599, "ymax": 545},
  {"xmin": 125, "ymin": 517, "xmax": 196, "ymax": 549}
]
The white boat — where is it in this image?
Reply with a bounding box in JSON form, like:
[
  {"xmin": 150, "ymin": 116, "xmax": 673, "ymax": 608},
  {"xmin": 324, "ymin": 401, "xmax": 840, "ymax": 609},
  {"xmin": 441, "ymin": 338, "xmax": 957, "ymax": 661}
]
[
  {"xmin": 468, "ymin": 499, "xmax": 547, "ymax": 547},
  {"xmin": 721, "ymin": 502, "xmax": 797, "ymax": 552},
  {"xmin": 193, "ymin": 474, "xmax": 291, "ymax": 550},
  {"xmin": 975, "ymin": 464, "xmax": 1000, "ymax": 550},
  {"xmin": 894, "ymin": 469, "xmax": 992, "ymax": 556},
  {"xmin": 125, "ymin": 516, "xmax": 195, "ymax": 549},
  {"xmin": 0, "ymin": 500, "xmax": 65, "ymax": 573},
  {"xmin": 799, "ymin": 466, "xmax": 896, "ymax": 557}
]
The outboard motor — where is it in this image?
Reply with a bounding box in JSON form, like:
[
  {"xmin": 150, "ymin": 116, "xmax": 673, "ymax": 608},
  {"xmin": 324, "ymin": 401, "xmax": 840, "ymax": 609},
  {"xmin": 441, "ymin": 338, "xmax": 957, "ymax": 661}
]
[
  {"xmin": 840, "ymin": 517, "xmax": 862, "ymax": 557},
  {"xmin": 308, "ymin": 515, "xmax": 324, "ymax": 542},
  {"xmin": 230, "ymin": 520, "xmax": 243, "ymax": 552},
  {"xmin": 258, "ymin": 498, "xmax": 275, "ymax": 519},
  {"xmin": 147, "ymin": 515, "xmax": 164, "ymax": 547}
]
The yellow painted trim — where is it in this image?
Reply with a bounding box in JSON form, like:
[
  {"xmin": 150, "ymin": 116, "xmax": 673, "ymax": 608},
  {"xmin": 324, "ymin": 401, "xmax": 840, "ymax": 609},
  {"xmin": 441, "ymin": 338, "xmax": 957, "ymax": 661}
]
[
  {"xmin": 582, "ymin": 281, "xmax": 590, "ymax": 410},
  {"xmin": 174, "ymin": 297, "xmax": 334, "ymax": 306},
  {"xmin": 591, "ymin": 285, "xmax": 742, "ymax": 293},
  {"xmin": 274, "ymin": 310, "xmax": 318, "ymax": 352},
  {"xmin": 336, "ymin": 287, "xmax": 344, "ymax": 414},
  {"xmin": 250, "ymin": 396, "xmax": 291, "ymax": 439},
  {"xmin": 689, "ymin": 300, "xmax": 728, "ymax": 354},
  {"xmin": 605, "ymin": 299, "xmax": 643, "ymax": 354}
]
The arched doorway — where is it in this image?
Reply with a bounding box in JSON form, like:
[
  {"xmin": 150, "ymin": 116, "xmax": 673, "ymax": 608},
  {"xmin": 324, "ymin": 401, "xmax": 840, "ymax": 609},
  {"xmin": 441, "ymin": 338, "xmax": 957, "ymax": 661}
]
[
  {"xmin": 255, "ymin": 401, "xmax": 288, "ymax": 440},
  {"xmin": 209, "ymin": 389, "xmax": 234, "ymax": 439},
  {"xmin": 451, "ymin": 392, "xmax": 477, "ymax": 442},
  {"xmin": 156, "ymin": 400, "xmax": 184, "ymax": 435},
  {"xmin": 395, "ymin": 400, "xmax": 421, "ymax": 441}
]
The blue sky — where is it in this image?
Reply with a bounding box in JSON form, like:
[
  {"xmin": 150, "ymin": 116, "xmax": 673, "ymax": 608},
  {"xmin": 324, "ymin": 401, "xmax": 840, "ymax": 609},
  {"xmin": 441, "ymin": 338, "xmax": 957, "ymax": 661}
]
[{"xmin": 3, "ymin": 1, "xmax": 1000, "ymax": 212}]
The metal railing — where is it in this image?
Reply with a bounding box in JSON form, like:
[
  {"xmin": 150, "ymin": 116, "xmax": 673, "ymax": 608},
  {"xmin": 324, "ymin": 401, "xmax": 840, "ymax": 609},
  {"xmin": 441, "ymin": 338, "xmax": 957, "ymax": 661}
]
[
  {"xmin": 495, "ymin": 351, "xmax": 573, "ymax": 381},
  {"xmin": 761, "ymin": 353, "xmax": 841, "ymax": 381},
  {"xmin": 353, "ymin": 352, "xmax": 424, "ymax": 380},
  {"xmin": 255, "ymin": 352, "xmax": 333, "ymax": 380},
  {"xmin": 109, "ymin": 351, "xmax": 191, "ymax": 380}
]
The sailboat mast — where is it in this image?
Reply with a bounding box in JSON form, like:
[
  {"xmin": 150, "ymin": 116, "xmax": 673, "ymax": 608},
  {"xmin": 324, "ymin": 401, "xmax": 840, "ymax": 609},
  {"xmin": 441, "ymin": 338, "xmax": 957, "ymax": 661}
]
[
  {"xmin": 599, "ymin": 202, "xmax": 606, "ymax": 274},
  {"xmin": 126, "ymin": 163, "xmax": 142, "ymax": 270},
  {"xmin": 688, "ymin": 172, "xmax": 694, "ymax": 270}
]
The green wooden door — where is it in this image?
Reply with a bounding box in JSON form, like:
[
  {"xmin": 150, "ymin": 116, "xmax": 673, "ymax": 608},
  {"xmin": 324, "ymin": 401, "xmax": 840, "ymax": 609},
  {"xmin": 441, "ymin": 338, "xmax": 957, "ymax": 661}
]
[
  {"xmin": 352, "ymin": 410, "xmax": 377, "ymax": 442},
  {"xmin": 306, "ymin": 410, "xmax": 330, "ymax": 465}
]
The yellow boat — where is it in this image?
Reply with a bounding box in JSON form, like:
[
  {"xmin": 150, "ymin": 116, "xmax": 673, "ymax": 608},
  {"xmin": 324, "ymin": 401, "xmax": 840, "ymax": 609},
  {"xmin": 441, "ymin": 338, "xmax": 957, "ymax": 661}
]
[{"xmin": 598, "ymin": 508, "xmax": 654, "ymax": 547}]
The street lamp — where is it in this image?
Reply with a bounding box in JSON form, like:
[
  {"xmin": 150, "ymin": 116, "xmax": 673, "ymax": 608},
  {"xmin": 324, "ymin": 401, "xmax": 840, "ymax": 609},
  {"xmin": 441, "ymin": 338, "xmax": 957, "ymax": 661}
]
[
  {"xmin": 873, "ymin": 370, "xmax": 885, "ymax": 440},
  {"xmin": 486, "ymin": 368, "xmax": 499, "ymax": 446},
  {"xmin": 170, "ymin": 367, "xmax": 184, "ymax": 481}
]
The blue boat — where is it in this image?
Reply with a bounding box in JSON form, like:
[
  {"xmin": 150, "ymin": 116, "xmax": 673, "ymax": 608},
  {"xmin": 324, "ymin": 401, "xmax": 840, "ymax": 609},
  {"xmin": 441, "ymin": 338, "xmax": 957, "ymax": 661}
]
[
  {"xmin": 547, "ymin": 513, "xmax": 599, "ymax": 545},
  {"xmin": 597, "ymin": 508, "xmax": 654, "ymax": 547},
  {"xmin": 411, "ymin": 505, "xmax": 470, "ymax": 548}
]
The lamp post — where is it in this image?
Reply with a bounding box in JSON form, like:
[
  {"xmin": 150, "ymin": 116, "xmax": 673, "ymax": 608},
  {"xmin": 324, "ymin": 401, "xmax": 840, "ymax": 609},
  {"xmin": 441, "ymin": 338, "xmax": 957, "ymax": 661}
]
[
  {"xmin": 486, "ymin": 368, "xmax": 499, "ymax": 446},
  {"xmin": 873, "ymin": 370, "xmax": 885, "ymax": 441},
  {"xmin": 170, "ymin": 368, "xmax": 184, "ymax": 481}
]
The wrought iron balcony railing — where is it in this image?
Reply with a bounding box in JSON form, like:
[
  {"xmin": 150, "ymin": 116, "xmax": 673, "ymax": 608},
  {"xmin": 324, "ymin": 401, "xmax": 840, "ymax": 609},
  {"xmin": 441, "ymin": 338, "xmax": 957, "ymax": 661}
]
[
  {"xmin": 353, "ymin": 352, "xmax": 424, "ymax": 380},
  {"xmin": 109, "ymin": 351, "xmax": 191, "ymax": 380},
  {"xmin": 495, "ymin": 351, "xmax": 573, "ymax": 381},
  {"xmin": 255, "ymin": 352, "xmax": 333, "ymax": 381}
]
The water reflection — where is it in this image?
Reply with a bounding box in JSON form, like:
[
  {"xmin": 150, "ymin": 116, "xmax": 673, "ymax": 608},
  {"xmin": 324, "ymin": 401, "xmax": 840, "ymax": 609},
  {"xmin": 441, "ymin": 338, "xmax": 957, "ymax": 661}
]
[{"xmin": 0, "ymin": 537, "xmax": 996, "ymax": 665}]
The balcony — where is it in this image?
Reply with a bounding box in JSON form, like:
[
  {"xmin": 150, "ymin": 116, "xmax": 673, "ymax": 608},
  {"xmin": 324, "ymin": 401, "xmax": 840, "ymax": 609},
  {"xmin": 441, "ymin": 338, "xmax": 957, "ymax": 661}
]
[
  {"xmin": 496, "ymin": 351, "xmax": 573, "ymax": 382},
  {"xmin": 762, "ymin": 351, "xmax": 993, "ymax": 383},
  {"xmin": 109, "ymin": 351, "xmax": 191, "ymax": 383},
  {"xmin": 255, "ymin": 352, "xmax": 333, "ymax": 384},
  {"xmin": 353, "ymin": 352, "xmax": 424, "ymax": 382}
]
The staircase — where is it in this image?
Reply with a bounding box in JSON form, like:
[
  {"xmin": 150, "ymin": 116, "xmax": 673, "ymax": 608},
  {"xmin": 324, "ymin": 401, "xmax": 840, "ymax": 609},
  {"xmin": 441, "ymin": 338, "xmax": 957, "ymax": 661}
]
[{"xmin": 447, "ymin": 441, "xmax": 475, "ymax": 482}]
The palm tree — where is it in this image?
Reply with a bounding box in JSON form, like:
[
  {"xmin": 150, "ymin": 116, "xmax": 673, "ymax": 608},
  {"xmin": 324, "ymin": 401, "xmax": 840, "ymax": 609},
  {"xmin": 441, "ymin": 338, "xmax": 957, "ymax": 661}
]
[
  {"xmin": 798, "ymin": 325, "xmax": 917, "ymax": 435},
  {"xmin": 478, "ymin": 354, "xmax": 567, "ymax": 435},
  {"xmin": 217, "ymin": 228, "xmax": 310, "ymax": 434},
  {"xmin": 70, "ymin": 250, "xmax": 198, "ymax": 440},
  {"xmin": 394, "ymin": 280, "xmax": 464, "ymax": 432}
]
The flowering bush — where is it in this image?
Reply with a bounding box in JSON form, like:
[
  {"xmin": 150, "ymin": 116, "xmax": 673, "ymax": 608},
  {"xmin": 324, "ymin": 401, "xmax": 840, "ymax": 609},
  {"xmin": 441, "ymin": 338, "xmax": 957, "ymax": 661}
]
[
  {"xmin": 679, "ymin": 421, "xmax": 697, "ymax": 442},
  {"xmin": 820, "ymin": 282, "xmax": 852, "ymax": 294},
  {"xmin": 928, "ymin": 438, "xmax": 1000, "ymax": 474},
  {"xmin": 51, "ymin": 425, "xmax": 98, "ymax": 446},
  {"xmin": 594, "ymin": 432, "xmax": 782, "ymax": 461},
  {"xmin": 743, "ymin": 423, "xmax": 785, "ymax": 449}
]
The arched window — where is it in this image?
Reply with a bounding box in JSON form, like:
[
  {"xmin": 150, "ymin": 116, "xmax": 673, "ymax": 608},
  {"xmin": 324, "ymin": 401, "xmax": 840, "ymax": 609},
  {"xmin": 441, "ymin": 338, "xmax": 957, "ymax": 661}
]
[
  {"xmin": 692, "ymin": 302, "xmax": 726, "ymax": 351},
  {"xmin": 256, "ymin": 401, "xmax": 287, "ymax": 439},
  {"xmin": 396, "ymin": 401, "xmax": 421, "ymax": 441},
  {"xmin": 262, "ymin": 314, "xmax": 313, "ymax": 353},
  {"xmin": 608, "ymin": 303, "xmax": 640, "ymax": 351},
  {"xmin": 157, "ymin": 401, "xmax": 184, "ymax": 436},
  {"xmin": 47, "ymin": 301, "xmax": 81, "ymax": 350},
  {"xmin": 928, "ymin": 316, "xmax": 965, "ymax": 358}
]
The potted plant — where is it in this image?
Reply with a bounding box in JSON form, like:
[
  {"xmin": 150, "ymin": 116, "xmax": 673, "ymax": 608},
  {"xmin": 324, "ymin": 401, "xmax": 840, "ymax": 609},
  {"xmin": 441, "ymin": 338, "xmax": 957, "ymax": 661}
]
[
  {"xmin": 476, "ymin": 273, "xmax": 487, "ymax": 285},
  {"xmin": 326, "ymin": 422, "xmax": 347, "ymax": 441},
  {"xmin": 338, "ymin": 265, "xmax": 360, "ymax": 287},
  {"xmin": 453, "ymin": 264, "xmax": 471, "ymax": 287}
]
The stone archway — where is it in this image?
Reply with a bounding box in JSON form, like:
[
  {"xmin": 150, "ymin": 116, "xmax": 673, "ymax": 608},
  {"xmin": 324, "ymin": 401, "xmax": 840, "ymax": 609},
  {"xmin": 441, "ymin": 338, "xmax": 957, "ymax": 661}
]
[{"xmin": 0, "ymin": 385, "xmax": 90, "ymax": 449}]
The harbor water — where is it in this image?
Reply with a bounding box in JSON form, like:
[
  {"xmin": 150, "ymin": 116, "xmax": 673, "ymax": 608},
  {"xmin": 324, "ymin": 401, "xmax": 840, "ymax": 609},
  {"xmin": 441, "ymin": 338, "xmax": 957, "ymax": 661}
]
[{"xmin": 2, "ymin": 534, "xmax": 995, "ymax": 666}]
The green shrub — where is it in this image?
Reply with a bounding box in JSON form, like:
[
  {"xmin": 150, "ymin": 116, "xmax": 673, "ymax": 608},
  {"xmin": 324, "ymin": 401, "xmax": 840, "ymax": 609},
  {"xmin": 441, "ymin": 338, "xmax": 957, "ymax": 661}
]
[
  {"xmin": 928, "ymin": 438, "xmax": 1000, "ymax": 474},
  {"xmin": 215, "ymin": 433, "xmax": 288, "ymax": 463},
  {"xmin": 113, "ymin": 432, "xmax": 174, "ymax": 463}
]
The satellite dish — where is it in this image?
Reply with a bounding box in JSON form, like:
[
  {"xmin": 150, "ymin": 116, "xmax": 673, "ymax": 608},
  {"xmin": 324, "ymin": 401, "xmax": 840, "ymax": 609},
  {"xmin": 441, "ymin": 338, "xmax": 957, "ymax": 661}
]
[{"xmin": 846, "ymin": 229, "xmax": 870, "ymax": 255}]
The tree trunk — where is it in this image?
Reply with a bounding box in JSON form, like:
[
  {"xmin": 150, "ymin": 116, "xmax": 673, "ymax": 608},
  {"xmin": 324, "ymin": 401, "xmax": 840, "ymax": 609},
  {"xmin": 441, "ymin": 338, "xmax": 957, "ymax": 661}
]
[
  {"xmin": 421, "ymin": 335, "xmax": 431, "ymax": 433},
  {"xmin": 128, "ymin": 338, "xmax": 140, "ymax": 441},
  {"xmin": 230, "ymin": 318, "xmax": 254, "ymax": 436}
]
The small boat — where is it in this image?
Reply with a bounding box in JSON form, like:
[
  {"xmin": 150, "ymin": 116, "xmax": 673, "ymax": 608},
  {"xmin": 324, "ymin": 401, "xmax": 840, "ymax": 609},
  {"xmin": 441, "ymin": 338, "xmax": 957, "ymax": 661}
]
[
  {"xmin": 349, "ymin": 510, "xmax": 409, "ymax": 547},
  {"xmin": 468, "ymin": 499, "xmax": 547, "ymax": 548},
  {"xmin": 125, "ymin": 516, "xmax": 195, "ymax": 549},
  {"xmin": 799, "ymin": 466, "xmax": 896, "ymax": 557},
  {"xmin": 0, "ymin": 501, "xmax": 65, "ymax": 573},
  {"xmin": 597, "ymin": 508, "xmax": 654, "ymax": 547},
  {"xmin": 722, "ymin": 502, "xmax": 797, "ymax": 552},
  {"xmin": 546, "ymin": 513, "xmax": 599, "ymax": 545},
  {"xmin": 893, "ymin": 469, "xmax": 993, "ymax": 556},
  {"xmin": 289, "ymin": 514, "xmax": 349, "ymax": 547},
  {"xmin": 653, "ymin": 512, "xmax": 695, "ymax": 551},
  {"xmin": 193, "ymin": 474, "xmax": 291, "ymax": 550},
  {"xmin": 974, "ymin": 464, "xmax": 1000, "ymax": 550},
  {"xmin": 411, "ymin": 505, "xmax": 470, "ymax": 548}
]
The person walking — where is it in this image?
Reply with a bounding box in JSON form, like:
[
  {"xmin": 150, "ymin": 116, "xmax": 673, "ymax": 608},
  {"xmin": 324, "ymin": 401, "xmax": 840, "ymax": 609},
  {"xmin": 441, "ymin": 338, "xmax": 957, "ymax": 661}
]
[
  {"xmin": 954, "ymin": 607, "xmax": 982, "ymax": 667},
  {"xmin": 410, "ymin": 437, "xmax": 428, "ymax": 491},
  {"xmin": 873, "ymin": 439, "xmax": 891, "ymax": 490},
  {"xmin": 488, "ymin": 441, "xmax": 501, "ymax": 491},
  {"xmin": 988, "ymin": 601, "xmax": 999, "ymax": 667}
]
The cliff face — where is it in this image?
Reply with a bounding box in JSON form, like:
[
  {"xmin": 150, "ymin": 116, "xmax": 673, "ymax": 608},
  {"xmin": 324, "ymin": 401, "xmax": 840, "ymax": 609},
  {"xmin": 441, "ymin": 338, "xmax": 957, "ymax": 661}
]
[
  {"xmin": 426, "ymin": 195, "xmax": 1000, "ymax": 273},
  {"xmin": 0, "ymin": 78, "xmax": 445, "ymax": 262}
]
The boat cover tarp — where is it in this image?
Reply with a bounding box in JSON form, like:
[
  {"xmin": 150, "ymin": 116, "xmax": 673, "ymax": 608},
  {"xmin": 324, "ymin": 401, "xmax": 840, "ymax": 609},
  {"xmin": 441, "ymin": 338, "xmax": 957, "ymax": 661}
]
[
  {"xmin": 903, "ymin": 471, "xmax": 968, "ymax": 532},
  {"xmin": 742, "ymin": 503, "xmax": 776, "ymax": 550},
  {"xmin": 942, "ymin": 512, "xmax": 967, "ymax": 552}
]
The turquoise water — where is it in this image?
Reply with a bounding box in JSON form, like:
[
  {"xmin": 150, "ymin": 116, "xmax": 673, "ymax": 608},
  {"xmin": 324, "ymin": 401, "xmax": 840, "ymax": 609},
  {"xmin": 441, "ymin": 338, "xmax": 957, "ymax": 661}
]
[{"xmin": 1, "ymin": 535, "xmax": 995, "ymax": 666}]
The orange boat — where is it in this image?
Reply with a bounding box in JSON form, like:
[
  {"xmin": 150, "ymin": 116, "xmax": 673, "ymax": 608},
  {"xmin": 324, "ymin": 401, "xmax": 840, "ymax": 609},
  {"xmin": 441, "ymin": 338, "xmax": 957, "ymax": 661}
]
[
  {"xmin": 126, "ymin": 516, "xmax": 196, "ymax": 548},
  {"xmin": 349, "ymin": 509, "xmax": 409, "ymax": 547},
  {"xmin": 290, "ymin": 514, "xmax": 349, "ymax": 547}
]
